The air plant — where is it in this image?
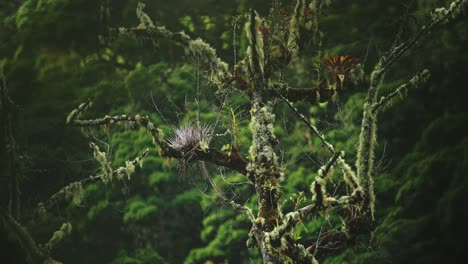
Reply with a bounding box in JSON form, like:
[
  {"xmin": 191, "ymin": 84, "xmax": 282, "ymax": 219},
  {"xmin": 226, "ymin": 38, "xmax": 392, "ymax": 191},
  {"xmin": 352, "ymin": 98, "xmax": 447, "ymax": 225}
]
[
  {"xmin": 322, "ymin": 54, "xmax": 359, "ymax": 89},
  {"xmin": 167, "ymin": 124, "xmax": 213, "ymax": 172}
]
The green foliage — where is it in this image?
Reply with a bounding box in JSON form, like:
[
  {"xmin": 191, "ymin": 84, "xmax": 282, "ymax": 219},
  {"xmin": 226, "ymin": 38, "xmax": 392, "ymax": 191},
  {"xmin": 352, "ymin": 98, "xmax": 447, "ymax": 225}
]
[
  {"xmin": 1, "ymin": 0, "xmax": 467, "ymax": 263},
  {"xmin": 123, "ymin": 196, "xmax": 158, "ymax": 223},
  {"xmin": 185, "ymin": 210, "xmax": 253, "ymax": 264}
]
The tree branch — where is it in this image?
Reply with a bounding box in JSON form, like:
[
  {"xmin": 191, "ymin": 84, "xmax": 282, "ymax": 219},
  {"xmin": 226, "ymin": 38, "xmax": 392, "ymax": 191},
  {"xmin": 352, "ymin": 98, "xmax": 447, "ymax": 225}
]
[
  {"xmin": 268, "ymin": 190, "xmax": 363, "ymax": 246},
  {"xmin": 66, "ymin": 100, "xmax": 248, "ymax": 175},
  {"xmin": 372, "ymin": 69, "xmax": 430, "ymax": 113},
  {"xmin": 268, "ymin": 151, "xmax": 358, "ymax": 244},
  {"xmin": 374, "ymin": 0, "xmax": 466, "ymax": 80},
  {"xmin": 44, "ymin": 223, "xmax": 72, "ymax": 252},
  {"xmin": 41, "ymin": 148, "xmax": 150, "ymax": 211},
  {"xmin": 110, "ymin": 3, "xmax": 232, "ymax": 91}
]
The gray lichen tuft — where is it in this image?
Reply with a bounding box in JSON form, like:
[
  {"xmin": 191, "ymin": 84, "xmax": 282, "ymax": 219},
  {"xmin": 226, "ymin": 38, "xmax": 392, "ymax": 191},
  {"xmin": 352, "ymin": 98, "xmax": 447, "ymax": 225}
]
[
  {"xmin": 136, "ymin": 2, "xmax": 155, "ymax": 29},
  {"xmin": 187, "ymin": 38, "xmax": 231, "ymax": 89},
  {"xmin": 287, "ymin": 0, "xmax": 303, "ymax": 58},
  {"xmin": 90, "ymin": 142, "xmax": 113, "ymax": 183},
  {"xmin": 431, "ymin": 0, "xmax": 467, "ymax": 23},
  {"xmin": 44, "ymin": 222, "xmax": 72, "ymax": 252},
  {"xmin": 245, "ymin": 11, "xmax": 265, "ymax": 75},
  {"xmin": 68, "ymin": 182, "xmax": 83, "ymax": 205}
]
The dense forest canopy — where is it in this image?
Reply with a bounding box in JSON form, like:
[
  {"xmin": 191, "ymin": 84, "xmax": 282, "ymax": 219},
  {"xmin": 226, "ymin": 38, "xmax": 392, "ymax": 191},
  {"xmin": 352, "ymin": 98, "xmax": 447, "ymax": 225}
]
[{"xmin": 1, "ymin": 0, "xmax": 468, "ymax": 263}]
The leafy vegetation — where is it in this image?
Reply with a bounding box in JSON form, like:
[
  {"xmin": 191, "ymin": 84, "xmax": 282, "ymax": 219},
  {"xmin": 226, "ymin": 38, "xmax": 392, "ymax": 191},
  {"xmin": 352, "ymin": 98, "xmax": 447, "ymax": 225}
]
[{"xmin": 1, "ymin": 0, "xmax": 467, "ymax": 263}]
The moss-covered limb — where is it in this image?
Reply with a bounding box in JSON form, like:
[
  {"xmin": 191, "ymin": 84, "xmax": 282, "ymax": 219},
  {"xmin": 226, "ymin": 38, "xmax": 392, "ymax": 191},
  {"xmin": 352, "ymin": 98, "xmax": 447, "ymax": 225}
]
[
  {"xmin": 355, "ymin": 60, "xmax": 431, "ymax": 220},
  {"xmin": 41, "ymin": 148, "xmax": 150, "ymax": 211},
  {"xmin": 270, "ymin": 154, "xmax": 357, "ymax": 244},
  {"xmin": 0, "ymin": 208, "xmax": 49, "ymax": 263},
  {"xmin": 44, "ymin": 223, "xmax": 72, "ymax": 252},
  {"xmin": 90, "ymin": 142, "xmax": 113, "ymax": 183},
  {"xmin": 67, "ymin": 100, "xmax": 249, "ymax": 175},
  {"xmin": 372, "ymin": 69, "xmax": 430, "ymax": 113},
  {"xmin": 1, "ymin": 66, "xmax": 20, "ymax": 219},
  {"xmin": 67, "ymin": 99, "xmax": 166, "ymax": 148},
  {"xmin": 355, "ymin": 101, "xmax": 377, "ymax": 218},
  {"xmin": 263, "ymin": 191, "xmax": 364, "ymax": 262},
  {"xmin": 287, "ymin": 0, "xmax": 305, "ymax": 59},
  {"xmin": 321, "ymin": 152, "xmax": 341, "ymax": 179},
  {"xmin": 298, "ymin": 190, "xmax": 363, "ymax": 219},
  {"xmin": 375, "ymin": 0, "xmax": 466, "ymax": 79},
  {"xmin": 270, "ymin": 189, "xmax": 364, "ymax": 244},
  {"xmin": 112, "ymin": 4, "xmax": 232, "ymax": 91},
  {"xmin": 65, "ymin": 97, "xmax": 92, "ymax": 125},
  {"xmin": 247, "ymin": 100, "xmax": 282, "ymax": 230},
  {"xmin": 41, "ymin": 182, "xmax": 83, "ymax": 211},
  {"xmin": 245, "ymin": 10, "xmax": 266, "ymax": 87},
  {"xmin": 244, "ymin": 8, "xmax": 284, "ymax": 232},
  {"xmin": 354, "ymin": 61, "xmax": 385, "ymax": 219},
  {"xmin": 311, "ymin": 152, "xmax": 341, "ymax": 207}
]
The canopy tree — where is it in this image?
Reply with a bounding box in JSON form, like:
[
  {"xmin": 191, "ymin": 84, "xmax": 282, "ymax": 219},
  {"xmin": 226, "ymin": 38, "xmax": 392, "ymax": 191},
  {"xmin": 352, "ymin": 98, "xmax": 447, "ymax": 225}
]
[{"xmin": 1, "ymin": 0, "xmax": 467, "ymax": 263}]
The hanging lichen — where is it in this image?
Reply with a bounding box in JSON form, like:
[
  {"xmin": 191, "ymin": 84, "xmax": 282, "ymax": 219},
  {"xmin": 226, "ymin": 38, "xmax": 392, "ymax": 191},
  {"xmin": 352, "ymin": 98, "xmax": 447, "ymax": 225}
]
[
  {"xmin": 136, "ymin": 2, "xmax": 155, "ymax": 29},
  {"xmin": 245, "ymin": 11, "xmax": 265, "ymax": 75},
  {"xmin": 187, "ymin": 38, "xmax": 231, "ymax": 88},
  {"xmin": 90, "ymin": 142, "xmax": 113, "ymax": 183},
  {"xmin": 44, "ymin": 222, "xmax": 72, "ymax": 252}
]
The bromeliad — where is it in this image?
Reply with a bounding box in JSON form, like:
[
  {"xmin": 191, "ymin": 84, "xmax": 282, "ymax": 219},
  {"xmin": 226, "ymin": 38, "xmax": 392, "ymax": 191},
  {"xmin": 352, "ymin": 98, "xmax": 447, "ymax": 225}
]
[{"xmin": 322, "ymin": 54, "xmax": 359, "ymax": 89}]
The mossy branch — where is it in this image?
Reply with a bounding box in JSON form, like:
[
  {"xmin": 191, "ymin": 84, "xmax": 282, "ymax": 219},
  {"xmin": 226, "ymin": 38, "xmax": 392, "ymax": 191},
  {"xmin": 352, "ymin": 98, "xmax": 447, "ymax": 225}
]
[
  {"xmin": 268, "ymin": 189, "xmax": 363, "ymax": 247},
  {"xmin": 372, "ymin": 69, "xmax": 430, "ymax": 113},
  {"xmin": 354, "ymin": 0, "xmax": 464, "ymax": 214},
  {"xmin": 44, "ymin": 222, "xmax": 72, "ymax": 252},
  {"xmin": 245, "ymin": 9, "xmax": 266, "ymax": 88},
  {"xmin": 268, "ymin": 152, "xmax": 360, "ymax": 244},
  {"xmin": 41, "ymin": 148, "xmax": 150, "ymax": 211},
  {"xmin": 66, "ymin": 100, "xmax": 248, "ymax": 175},
  {"xmin": 111, "ymin": 3, "xmax": 232, "ymax": 91},
  {"xmin": 374, "ymin": 0, "xmax": 466, "ymax": 80}
]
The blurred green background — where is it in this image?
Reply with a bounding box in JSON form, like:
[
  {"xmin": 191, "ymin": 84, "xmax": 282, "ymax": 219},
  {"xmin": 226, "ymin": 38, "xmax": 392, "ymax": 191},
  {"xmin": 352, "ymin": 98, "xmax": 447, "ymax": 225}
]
[{"xmin": 1, "ymin": 0, "xmax": 467, "ymax": 263}]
